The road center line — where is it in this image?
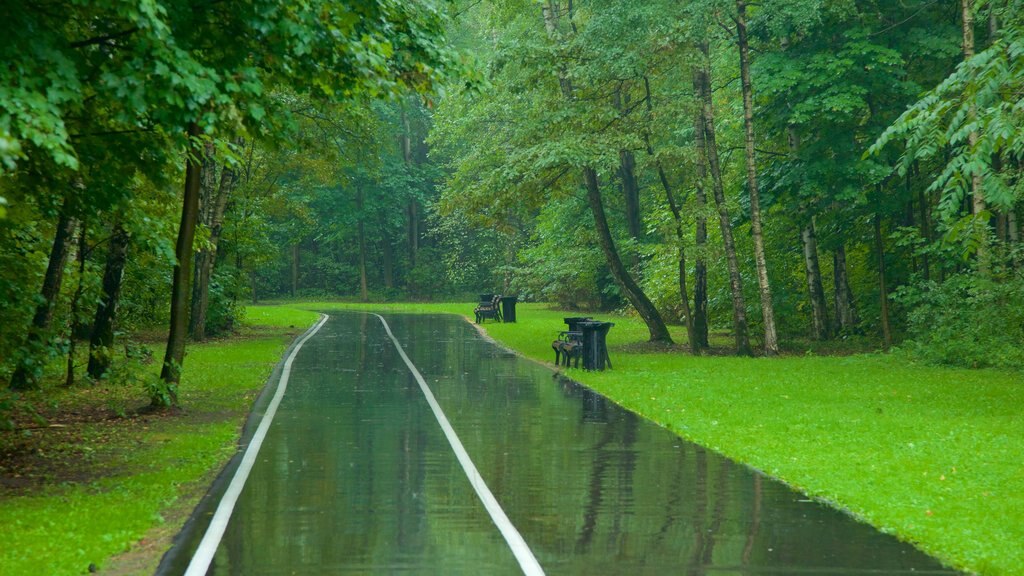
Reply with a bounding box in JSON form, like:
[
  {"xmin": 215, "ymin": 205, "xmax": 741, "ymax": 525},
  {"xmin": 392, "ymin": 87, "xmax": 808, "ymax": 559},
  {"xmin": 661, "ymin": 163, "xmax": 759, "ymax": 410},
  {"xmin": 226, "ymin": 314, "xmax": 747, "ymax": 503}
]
[
  {"xmin": 373, "ymin": 313, "xmax": 545, "ymax": 576},
  {"xmin": 184, "ymin": 313, "xmax": 329, "ymax": 576}
]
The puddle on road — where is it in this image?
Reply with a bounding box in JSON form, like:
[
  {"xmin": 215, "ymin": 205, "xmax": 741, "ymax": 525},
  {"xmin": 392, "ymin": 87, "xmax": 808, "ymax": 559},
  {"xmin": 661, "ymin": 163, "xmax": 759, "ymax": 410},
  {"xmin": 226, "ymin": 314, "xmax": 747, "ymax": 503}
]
[{"xmin": 160, "ymin": 312, "xmax": 957, "ymax": 575}]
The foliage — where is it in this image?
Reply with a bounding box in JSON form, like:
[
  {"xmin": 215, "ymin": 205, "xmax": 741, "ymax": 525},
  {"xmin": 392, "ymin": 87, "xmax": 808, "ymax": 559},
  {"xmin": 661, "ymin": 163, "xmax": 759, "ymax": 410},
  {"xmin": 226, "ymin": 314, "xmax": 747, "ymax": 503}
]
[{"xmin": 896, "ymin": 269, "xmax": 1024, "ymax": 368}]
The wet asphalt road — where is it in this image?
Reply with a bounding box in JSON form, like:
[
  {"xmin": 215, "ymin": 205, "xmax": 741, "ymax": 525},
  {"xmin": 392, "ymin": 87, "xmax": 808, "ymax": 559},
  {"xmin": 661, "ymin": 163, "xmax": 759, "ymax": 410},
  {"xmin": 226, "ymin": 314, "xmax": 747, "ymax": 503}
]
[{"xmin": 160, "ymin": 312, "xmax": 957, "ymax": 575}]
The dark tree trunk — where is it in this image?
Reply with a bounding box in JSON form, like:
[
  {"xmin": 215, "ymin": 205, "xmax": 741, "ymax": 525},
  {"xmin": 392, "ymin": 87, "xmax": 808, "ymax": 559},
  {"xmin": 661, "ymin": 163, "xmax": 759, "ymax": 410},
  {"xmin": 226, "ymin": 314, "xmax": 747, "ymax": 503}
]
[
  {"xmin": 874, "ymin": 212, "xmax": 893, "ymax": 348},
  {"xmin": 620, "ymin": 148, "xmax": 642, "ymax": 243},
  {"xmin": 357, "ymin": 186, "xmax": 369, "ymax": 302},
  {"xmin": 380, "ymin": 215, "xmax": 394, "ymax": 290},
  {"xmin": 584, "ymin": 168, "xmax": 673, "ymax": 344},
  {"xmin": 159, "ymin": 122, "xmax": 203, "ymax": 401},
  {"xmin": 10, "ymin": 204, "xmax": 78, "ymax": 390},
  {"xmin": 690, "ymin": 83, "xmax": 711, "ymax": 353},
  {"xmin": 697, "ymin": 43, "xmax": 751, "ymax": 355},
  {"xmin": 87, "ymin": 222, "xmax": 129, "ymax": 380},
  {"xmin": 801, "ymin": 219, "xmax": 830, "ymax": 340},
  {"xmin": 736, "ymin": 0, "xmax": 779, "ymax": 356},
  {"xmin": 65, "ymin": 227, "xmax": 88, "ymax": 387},
  {"xmin": 833, "ymin": 244, "xmax": 858, "ymax": 333}
]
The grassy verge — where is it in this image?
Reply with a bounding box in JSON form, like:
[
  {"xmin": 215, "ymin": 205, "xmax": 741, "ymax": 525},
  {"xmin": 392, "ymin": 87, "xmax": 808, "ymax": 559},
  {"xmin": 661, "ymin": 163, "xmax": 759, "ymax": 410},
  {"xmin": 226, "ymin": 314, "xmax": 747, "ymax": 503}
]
[
  {"xmin": 287, "ymin": 301, "xmax": 1021, "ymax": 575},
  {"xmin": 0, "ymin": 305, "xmax": 319, "ymax": 576}
]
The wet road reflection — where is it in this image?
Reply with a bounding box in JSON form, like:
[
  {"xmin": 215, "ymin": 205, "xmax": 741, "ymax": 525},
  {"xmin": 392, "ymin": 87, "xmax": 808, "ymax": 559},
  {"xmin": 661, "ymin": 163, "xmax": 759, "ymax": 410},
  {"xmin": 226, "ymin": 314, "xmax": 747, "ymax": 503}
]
[{"xmin": 167, "ymin": 312, "xmax": 957, "ymax": 575}]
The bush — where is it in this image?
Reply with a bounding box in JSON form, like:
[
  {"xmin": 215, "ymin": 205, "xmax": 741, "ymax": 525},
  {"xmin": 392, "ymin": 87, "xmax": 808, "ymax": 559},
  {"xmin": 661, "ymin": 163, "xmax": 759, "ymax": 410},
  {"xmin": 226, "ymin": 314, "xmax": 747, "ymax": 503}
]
[{"xmin": 896, "ymin": 271, "xmax": 1024, "ymax": 369}]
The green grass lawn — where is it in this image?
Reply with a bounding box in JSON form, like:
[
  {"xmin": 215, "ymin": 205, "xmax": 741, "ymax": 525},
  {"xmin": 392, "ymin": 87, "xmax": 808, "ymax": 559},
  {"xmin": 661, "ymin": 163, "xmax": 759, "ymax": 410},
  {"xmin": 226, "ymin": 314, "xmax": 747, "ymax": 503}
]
[
  {"xmin": 286, "ymin": 301, "xmax": 1022, "ymax": 576},
  {"xmin": 0, "ymin": 306, "xmax": 319, "ymax": 576}
]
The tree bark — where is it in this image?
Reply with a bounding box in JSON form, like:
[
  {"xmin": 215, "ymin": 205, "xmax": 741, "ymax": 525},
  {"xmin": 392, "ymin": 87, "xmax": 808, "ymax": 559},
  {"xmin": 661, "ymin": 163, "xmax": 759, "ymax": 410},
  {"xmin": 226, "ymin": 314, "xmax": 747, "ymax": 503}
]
[
  {"xmin": 583, "ymin": 168, "xmax": 673, "ymax": 343},
  {"xmin": 402, "ymin": 107, "xmax": 419, "ymax": 272},
  {"xmin": 833, "ymin": 244, "xmax": 858, "ymax": 334},
  {"xmin": 736, "ymin": 0, "xmax": 779, "ymax": 356},
  {"xmin": 159, "ymin": 122, "xmax": 203, "ymax": 401},
  {"xmin": 692, "ymin": 110, "xmax": 710, "ymax": 353},
  {"xmin": 620, "ymin": 149, "xmax": 642, "ymax": 244},
  {"xmin": 291, "ymin": 243, "xmax": 299, "ymax": 297},
  {"xmin": 87, "ymin": 222, "xmax": 129, "ymax": 380},
  {"xmin": 874, "ymin": 212, "xmax": 893, "ymax": 348},
  {"xmin": 381, "ymin": 216, "xmax": 395, "ymax": 290},
  {"xmin": 697, "ymin": 43, "xmax": 752, "ymax": 355},
  {"xmin": 357, "ymin": 186, "xmax": 369, "ymax": 302},
  {"xmin": 962, "ymin": 0, "xmax": 989, "ymax": 270},
  {"xmin": 189, "ymin": 141, "xmax": 240, "ymax": 340},
  {"xmin": 9, "ymin": 204, "xmax": 78, "ymax": 390},
  {"xmin": 65, "ymin": 227, "xmax": 88, "ymax": 387},
  {"xmin": 801, "ymin": 218, "xmax": 830, "ymax": 340}
]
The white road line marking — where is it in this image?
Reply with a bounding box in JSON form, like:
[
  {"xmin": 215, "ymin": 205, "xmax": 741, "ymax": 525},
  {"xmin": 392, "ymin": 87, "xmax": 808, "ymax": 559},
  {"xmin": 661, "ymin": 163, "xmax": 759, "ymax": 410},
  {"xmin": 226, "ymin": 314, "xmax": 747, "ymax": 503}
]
[
  {"xmin": 373, "ymin": 313, "xmax": 545, "ymax": 576},
  {"xmin": 184, "ymin": 313, "xmax": 329, "ymax": 576}
]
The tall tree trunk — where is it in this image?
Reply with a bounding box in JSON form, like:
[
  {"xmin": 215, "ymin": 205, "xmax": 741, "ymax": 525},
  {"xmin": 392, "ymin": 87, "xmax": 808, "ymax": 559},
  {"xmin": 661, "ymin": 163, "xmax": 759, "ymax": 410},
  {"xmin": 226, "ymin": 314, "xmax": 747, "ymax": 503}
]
[
  {"xmin": 697, "ymin": 43, "xmax": 752, "ymax": 355},
  {"xmin": 620, "ymin": 149, "xmax": 642, "ymax": 244},
  {"xmin": 642, "ymin": 77, "xmax": 696, "ymax": 350},
  {"xmin": 801, "ymin": 218, "xmax": 830, "ymax": 340},
  {"xmin": 65, "ymin": 227, "xmax": 88, "ymax": 387},
  {"xmin": 290, "ymin": 243, "xmax": 299, "ymax": 297},
  {"xmin": 874, "ymin": 212, "xmax": 893, "ymax": 348},
  {"xmin": 584, "ymin": 169, "xmax": 673, "ymax": 343},
  {"xmin": 833, "ymin": 244, "xmax": 858, "ymax": 334},
  {"xmin": 916, "ymin": 163, "xmax": 932, "ymax": 281},
  {"xmin": 381, "ymin": 217, "xmax": 395, "ymax": 290},
  {"xmin": 159, "ymin": 122, "xmax": 203, "ymax": 401},
  {"xmin": 401, "ymin": 106, "xmax": 418, "ymax": 272},
  {"xmin": 9, "ymin": 204, "xmax": 78, "ymax": 390},
  {"xmin": 692, "ymin": 111, "xmax": 710, "ymax": 353},
  {"xmin": 736, "ymin": 0, "xmax": 779, "ymax": 356},
  {"xmin": 962, "ymin": 0, "xmax": 989, "ymax": 269},
  {"xmin": 543, "ymin": 0, "xmax": 671, "ymax": 344},
  {"xmin": 357, "ymin": 186, "xmax": 369, "ymax": 302},
  {"xmin": 88, "ymin": 222, "xmax": 129, "ymax": 380}
]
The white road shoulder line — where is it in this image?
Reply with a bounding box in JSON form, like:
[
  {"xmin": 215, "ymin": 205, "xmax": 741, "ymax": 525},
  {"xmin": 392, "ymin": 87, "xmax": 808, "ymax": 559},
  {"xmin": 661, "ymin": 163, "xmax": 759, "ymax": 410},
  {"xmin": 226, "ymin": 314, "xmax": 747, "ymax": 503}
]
[
  {"xmin": 184, "ymin": 313, "xmax": 329, "ymax": 576},
  {"xmin": 373, "ymin": 313, "xmax": 545, "ymax": 576}
]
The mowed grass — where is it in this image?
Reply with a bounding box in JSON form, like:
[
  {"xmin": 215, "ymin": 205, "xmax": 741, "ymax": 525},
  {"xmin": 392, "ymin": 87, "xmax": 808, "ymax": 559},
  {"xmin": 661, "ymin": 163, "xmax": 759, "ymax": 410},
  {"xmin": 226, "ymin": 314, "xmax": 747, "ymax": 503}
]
[
  {"xmin": 284, "ymin": 301, "xmax": 1023, "ymax": 575},
  {"xmin": 0, "ymin": 306, "xmax": 319, "ymax": 576}
]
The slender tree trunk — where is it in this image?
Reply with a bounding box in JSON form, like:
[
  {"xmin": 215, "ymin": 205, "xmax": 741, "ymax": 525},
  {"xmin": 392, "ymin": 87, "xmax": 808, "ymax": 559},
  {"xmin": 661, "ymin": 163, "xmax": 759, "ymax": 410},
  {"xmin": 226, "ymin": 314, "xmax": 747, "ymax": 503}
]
[
  {"xmin": 88, "ymin": 222, "xmax": 129, "ymax": 380},
  {"xmin": 916, "ymin": 163, "xmax": 931, "ymax": 281},
  {"xmin": 962, "ymin": 0, "xmax": 989, "ymax": 269},
  {"xmin": 801, "ymin": 218, "xmax": 830, "ymax": 340},
  {"xmin": 401, "ymin": 107, "xmax": 418, "ymax": 271},
  {"xmin": 9, "ymin": 204, "xmax": 78, "ymax": 390},
  {"xmin": 381, "ymin": 216, "xmax": 395, "ymax": 290},
  {"xmin": 874, "ymin": 212, "xmax": 893, "ymax": 348},
  {"xmin": 583, "ymin": 169, "xmax": 673, "ymax": 343},
  {"xmin": 641, "ymin": 77, "xmax": 696, "ymax": 349},
  {"xmin": 65, "ymin": 227, "xmax": 88, "ymax": 387},
  {"xmin": 692, "ymin": 115, "xmax": 710, "ymax": 353},
  {"xmin": 620, "ymin": 149, "xmax": 642, "ymax": 244},
  {"xmin": 190, "ymin": 141, "xmax": 240, "ymax": 340},
  {"xmin": 357, "ymin": 186, "xmax": 369, "ymax": 302},
  {"xmin": 833, "ymin": 244, "xmax": 857, "ymax": 334},
  {"xmin": 697, "ymin": 43, "xmax": 751, "ymax": 355},
  {"xmin": 290, "ymin": 243, "xmax": 299, "ymax": 297},
  {"xmin": 736, "ymin": 0, "xmax": 779, "ymax": 356},
  {"xmin": 159, "ymin": 122, "xmax": 203, "ymax": 401}
]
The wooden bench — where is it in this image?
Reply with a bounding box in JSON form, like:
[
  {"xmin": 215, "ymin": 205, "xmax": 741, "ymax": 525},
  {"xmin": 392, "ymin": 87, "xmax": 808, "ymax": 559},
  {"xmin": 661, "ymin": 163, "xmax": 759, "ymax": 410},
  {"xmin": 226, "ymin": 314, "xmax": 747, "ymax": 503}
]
[
  {"xmin": 474, "ymin": 294, "xmax": 503, "ymax": 323},
  {"xmin": 551, "ymin": 331, "xmax": 583, "ymax": 368}
]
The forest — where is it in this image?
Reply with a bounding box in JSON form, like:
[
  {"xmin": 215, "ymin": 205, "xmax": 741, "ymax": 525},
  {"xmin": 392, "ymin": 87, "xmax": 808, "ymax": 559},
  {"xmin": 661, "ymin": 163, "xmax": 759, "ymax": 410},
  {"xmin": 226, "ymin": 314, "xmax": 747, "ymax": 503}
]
[{"xmin": 2, "ymin": 0, "xmax": 1023, "ymax": 403}]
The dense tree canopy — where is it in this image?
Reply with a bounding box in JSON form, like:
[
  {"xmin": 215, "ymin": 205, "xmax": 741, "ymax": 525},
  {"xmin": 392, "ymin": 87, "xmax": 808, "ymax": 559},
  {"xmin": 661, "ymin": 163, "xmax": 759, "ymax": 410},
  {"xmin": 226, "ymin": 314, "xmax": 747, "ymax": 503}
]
[{"xmin": 3, "ymin": 0, "xmax": 1023, "ymax": 406}]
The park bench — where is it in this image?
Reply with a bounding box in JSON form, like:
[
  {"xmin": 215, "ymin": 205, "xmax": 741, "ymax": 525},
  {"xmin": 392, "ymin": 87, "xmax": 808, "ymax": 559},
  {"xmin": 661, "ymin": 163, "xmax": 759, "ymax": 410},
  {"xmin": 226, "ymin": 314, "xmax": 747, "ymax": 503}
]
[
  {"xmin": 552, "ymin": 330, "xmax": 583, "ymax": 368},
  {"xmin": 474, "ymin": 294, "xmax": 503, "ymax": 323}
]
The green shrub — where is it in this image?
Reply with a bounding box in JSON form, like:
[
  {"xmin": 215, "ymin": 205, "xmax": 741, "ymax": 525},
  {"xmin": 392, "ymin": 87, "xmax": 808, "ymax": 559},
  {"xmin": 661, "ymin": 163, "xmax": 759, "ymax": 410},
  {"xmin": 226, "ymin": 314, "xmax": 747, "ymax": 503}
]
[{"xmin": 896, "ymin": 271, "xmax": 1024, "ymax": 368}]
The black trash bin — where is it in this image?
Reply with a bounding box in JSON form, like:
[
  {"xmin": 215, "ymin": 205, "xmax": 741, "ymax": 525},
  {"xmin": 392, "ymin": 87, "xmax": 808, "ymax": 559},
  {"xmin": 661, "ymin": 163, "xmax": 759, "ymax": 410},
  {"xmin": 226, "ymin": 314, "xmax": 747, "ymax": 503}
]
[
  {"xmin": 577, "ymin": 321, "xmax": 614, "ymax": 371},
  {"xmin": 500, "ymin": 295, "xmax": 518, "ymax": 323},
  {"xmin": 563, "ymin": 317, "xmax": 593, "ymax": 333}
]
